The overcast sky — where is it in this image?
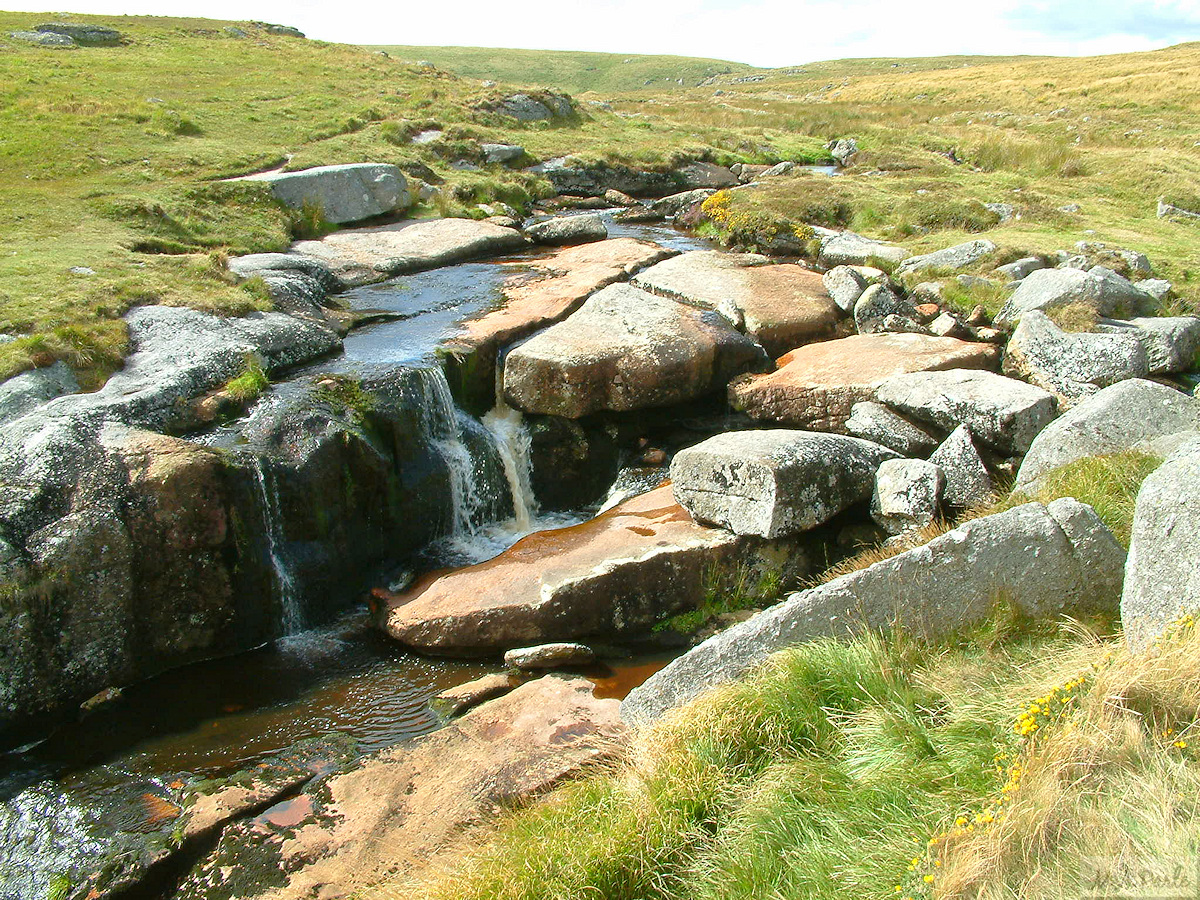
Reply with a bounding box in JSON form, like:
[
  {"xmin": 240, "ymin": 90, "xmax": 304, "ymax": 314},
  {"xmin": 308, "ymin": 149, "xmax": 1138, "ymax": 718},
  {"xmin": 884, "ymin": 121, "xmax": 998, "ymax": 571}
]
[{"xmin": 5, "ymin": 0, "xmax": 1199, "ymax": 66}]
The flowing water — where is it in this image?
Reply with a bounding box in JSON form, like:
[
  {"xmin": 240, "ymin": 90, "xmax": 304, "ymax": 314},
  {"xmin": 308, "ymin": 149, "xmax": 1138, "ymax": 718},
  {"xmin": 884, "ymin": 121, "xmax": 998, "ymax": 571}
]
[{"xmin": 0, "ymin": 218, "xmax": 709, "ymax": 896}]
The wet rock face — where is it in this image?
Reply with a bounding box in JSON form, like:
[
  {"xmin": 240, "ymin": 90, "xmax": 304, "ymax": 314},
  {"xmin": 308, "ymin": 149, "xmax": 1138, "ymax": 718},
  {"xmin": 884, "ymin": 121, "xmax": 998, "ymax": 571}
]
[
  {"xmin": 504, "ymin": 284, "xmax": 769, "ymax": 418},
  {"xmin": 0, "ymin": 365, "xmax": 483, "ymax": 747},
  {"xmin": 373, "ymin": 485, "xmax": 811, "ymax": 654},
  {"xmin": 173, "ymin": 676, "xmax": 626, "ymax": 900}
]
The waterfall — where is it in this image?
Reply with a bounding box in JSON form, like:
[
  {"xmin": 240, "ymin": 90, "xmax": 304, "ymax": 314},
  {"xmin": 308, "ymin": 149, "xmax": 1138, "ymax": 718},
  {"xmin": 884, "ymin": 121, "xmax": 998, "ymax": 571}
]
[
  {"xmin": 481, "ymin": 403, "xmax": 537, "ymax": 532},
  {"xmin": 248, "ymin": 455, "xmax": 304, "ymax": 634}
]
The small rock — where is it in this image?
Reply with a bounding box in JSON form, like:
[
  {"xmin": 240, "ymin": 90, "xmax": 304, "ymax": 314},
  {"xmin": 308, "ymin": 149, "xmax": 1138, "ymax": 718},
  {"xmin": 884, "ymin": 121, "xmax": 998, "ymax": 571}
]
[
  {"xmin": 265, "ymin": 24, "xmax": 305, "ymax": 37},
  {"xmin": 505, "ymin": 643, "xmax": 596, "ymax": 669},
  {"xmin": 822, "ymin": 265, "xmax": 868, "ymax": 314},
  {"xmin": 651, "ymin": 188, "xmax": 715, "ymax": 218},
  {"xmin": 896, "ymin": 239, "xmax": 997, "ymax": 276},
  {"xmin": 845, "ymin": 401, "xmax": 940, "ymax": 456},
  {"xmin": 929, "ymin": 425, "xmax": 993, "ymax": 508},
  {"xmin": 603, "ymin": 189, "xmax": 637, "ymax": 206},
  {"xmin": 854, "ymin": 284, "xmax": 921, "ymax": 335},
  {"xmin": 431, "ymin": 673, "xmax": 518, "ymax": 717},
  {"xmin": 1136, "ymin": 279, "xmax": 1173, "ymax": 303},
  {"xmin": 826, "ymin": 138, "xmax": 859, "ymax": 166},
  {"xmin": 35, "ymin": 22, "xmax": 123, "ymax": 44},
  {"xmin": 68, "ymin": 266, "xmax": 95, "ymax": 276},
  {"xmin": 481, "ymin": 143, "xmax": 525, "ymax": 165},
  {"xmin": 524, "ymin": 214, "xmax": 608, "ymax": 246},
  {"xmin": 870, "ymin": 458, "xmax": 944, "ymax": 534},
  {"xmin": 995, "ymin": 257, "xmax": 1046, "ymax": 281}
]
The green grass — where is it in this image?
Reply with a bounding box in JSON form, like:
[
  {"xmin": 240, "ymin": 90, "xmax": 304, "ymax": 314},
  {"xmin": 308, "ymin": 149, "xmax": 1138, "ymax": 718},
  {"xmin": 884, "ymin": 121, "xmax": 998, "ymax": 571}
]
[
  {"xmin": 222, "ymin": 354, "xmax": 268, "ymax": 402},
  {"xmin": 366, "ymin": 46, "xmax": 760, "ymax": 95}
]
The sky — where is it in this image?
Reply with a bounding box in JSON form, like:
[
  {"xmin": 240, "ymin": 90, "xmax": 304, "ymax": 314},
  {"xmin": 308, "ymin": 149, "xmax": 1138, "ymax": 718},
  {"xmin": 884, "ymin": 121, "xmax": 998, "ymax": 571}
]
[{"xmin": 4, "ymin": 0, "xmax": 1199, "ymax": 66}]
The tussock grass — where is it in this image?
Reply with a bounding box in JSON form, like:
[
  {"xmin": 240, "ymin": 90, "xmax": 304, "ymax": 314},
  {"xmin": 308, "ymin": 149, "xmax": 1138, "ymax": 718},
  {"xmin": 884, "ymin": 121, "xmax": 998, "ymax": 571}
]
[{"xmin": 384, "ymin": 613, "xmax": 1200, "ymax": 900}]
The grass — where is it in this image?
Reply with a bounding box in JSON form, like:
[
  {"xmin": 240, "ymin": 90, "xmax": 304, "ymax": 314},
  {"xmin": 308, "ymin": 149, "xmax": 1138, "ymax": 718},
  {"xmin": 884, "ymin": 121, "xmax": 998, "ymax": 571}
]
[
  {"xmin": 364, "ymin": 46, "xmax": 760, "ymax": 95},
  {"xmin": 222, "ymin": 354, "xmax": 268, "ymax": 402},
  {"xmin": 375, "ymin": 452, "xmax": 1190, "ymax": 900}
]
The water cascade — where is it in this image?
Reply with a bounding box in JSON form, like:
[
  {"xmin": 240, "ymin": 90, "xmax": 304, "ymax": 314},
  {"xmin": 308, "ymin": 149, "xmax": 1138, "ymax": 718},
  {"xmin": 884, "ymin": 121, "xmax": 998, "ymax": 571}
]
[
  {"xmin": 481, "ymin": 402, "xmax": 537, "ymax": 532},
  {"xmin": 247, "ymin": 454, "xmax": 304, "ymax": 634}
]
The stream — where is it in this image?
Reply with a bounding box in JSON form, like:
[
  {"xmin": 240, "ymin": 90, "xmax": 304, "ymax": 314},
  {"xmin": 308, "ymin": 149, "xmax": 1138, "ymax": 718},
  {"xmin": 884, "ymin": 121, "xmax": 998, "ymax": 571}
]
[{"xmin": 0, "ymin": 214, "xmax": 711, "ymax": 898}]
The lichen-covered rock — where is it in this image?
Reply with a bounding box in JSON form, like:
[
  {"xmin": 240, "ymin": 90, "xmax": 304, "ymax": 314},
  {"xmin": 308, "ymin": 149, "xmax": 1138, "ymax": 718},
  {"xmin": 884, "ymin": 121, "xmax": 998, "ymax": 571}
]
[
  {"xmin": 622, "ymin": 498, "xmax": 1124, "ymax": 725},
  {"xmin": 870, "ymin": 458, "xmax": 944, "ymax": 534},
  {"xmin": 929, "ymin": 425, "xmax": 993, "ymax": 508},
  {"xmin": 1121, "ymin": 440, "xmax": 1200, "ymax": 652},
  {"xmin": 504, "ymin": 284, "xmax": 768, "ymax": 418},
  {"xmin": 822, "ymin": 265, "xmax": 868, "ymax": 313},
  {"xmin": 1003, "ymin": 310, "xmax": 1149, "ymax": 403},
  {"xmin": 669, "ymin": 430, "xmax": 899, "ymax": 537},
  {"xmin": 854, "ymin": 284, "xmax": 923, "ymax": 335},
  {"xmin": 844, "ymin": 400, "xmax": 940, "ymax": 456},
  {"xmin": 995, "ymin": 266, "xmax": 1159, "ymax": 326},
  {"xmin": 1094, "ymin": 315, "xmax": 1200, "ymax": 374},
  {"xmin": 895, "ymin": 239, "xmax": 997, "ymax": 276},
  {"xmin": 875, "ymin": 368, "xmax": 1058, "ymax": 454},
  {"xmin": 818, "ymin": 231, "xmax": 909, "ymax": 268},
  {"xmin": 247, "ymin": 163, "xmax": 410, "ymax": 225},
  {"xmin": 1015, "ymin": 379, "xmax": 1200, "ymax": 491},
  {"xmin": 0, "ymin": 361, "xmax": 79, "ymax": 425}
]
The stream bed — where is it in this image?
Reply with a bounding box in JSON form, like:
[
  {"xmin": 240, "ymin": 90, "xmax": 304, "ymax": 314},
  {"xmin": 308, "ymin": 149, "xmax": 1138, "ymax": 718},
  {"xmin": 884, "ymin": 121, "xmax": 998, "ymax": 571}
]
[{"xmin": 0, "ymin": 215, "xmax": 708, "ymax": 898}]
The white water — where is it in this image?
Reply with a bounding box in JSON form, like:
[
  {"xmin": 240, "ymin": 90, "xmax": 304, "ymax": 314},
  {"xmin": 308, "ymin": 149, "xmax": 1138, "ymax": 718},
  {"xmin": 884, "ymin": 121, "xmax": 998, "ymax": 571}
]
[
  {"xmin": 481, "ymin": 403, "xmax": 536, "ymax": 532},
  {"xmin": 414, "ymin": 367, "xmax": 496, "ymax": 536},
  {"xmin": 248, "ymin": 456, "xmax": 304, "ymax": 634}
]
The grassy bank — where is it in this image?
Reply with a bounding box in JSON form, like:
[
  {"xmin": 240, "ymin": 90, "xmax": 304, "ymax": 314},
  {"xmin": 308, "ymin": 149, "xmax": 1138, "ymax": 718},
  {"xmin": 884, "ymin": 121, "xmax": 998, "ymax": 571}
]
[{"xmin": 372, "ymin": 454, "xmax": 1200, "ymax": 900}]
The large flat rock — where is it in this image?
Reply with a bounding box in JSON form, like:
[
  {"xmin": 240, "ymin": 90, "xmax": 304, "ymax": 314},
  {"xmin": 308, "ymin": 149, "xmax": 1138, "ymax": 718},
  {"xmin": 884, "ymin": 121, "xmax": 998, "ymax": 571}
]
[
  {"xmin": 670, "ymin": 430, "xmax": 899, "ymax": 537},
  {"xmin": 503, "ymin": 284, "xmax": 768, "ymax": 418},
  {"xmin": 173, "ymin": 676, "xmax": 626, "ymax": 900},
  {"xmin": 631, "ymin": 251, "xmax": 842, "ymax": 356},
  {"xmin": 374, "ymin": 485, "xmax": 796, "ymax": 653},
  {"xmin": 241, "ymin": 163, "xmax": 410, "ymax": 225},
  {"xmin": 444, "ymin": 239, "xmax": 674, "ymax": 410},
  {"xmin": 292, "ymin": 218, "xmax": 527, "ymax": 286},
  {"xmin": 729, "ymin": 333, "xmax": 999, "ymax": 431},
  {"xmin": 622, "ymin": 498, "xmax": 1124, "ymax": 725}
]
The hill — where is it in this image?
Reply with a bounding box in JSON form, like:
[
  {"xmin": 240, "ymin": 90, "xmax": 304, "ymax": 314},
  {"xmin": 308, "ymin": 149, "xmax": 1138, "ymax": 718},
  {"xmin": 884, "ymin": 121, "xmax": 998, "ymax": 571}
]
[{"xmin": 366, "ymin": 45, "xmax": 760, "ymax": 94}]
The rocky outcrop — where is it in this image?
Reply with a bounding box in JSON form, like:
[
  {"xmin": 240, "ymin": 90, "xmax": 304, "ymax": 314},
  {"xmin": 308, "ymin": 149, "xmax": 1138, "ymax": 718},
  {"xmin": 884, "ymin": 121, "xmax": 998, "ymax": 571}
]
[
  {"xmin": 676, "ymin": 162, "xmax": 738, "ymax": 189},
  {"xmin": 525, "ymin": 213, "xmax": 609, "ymax": 245},
  {"xmin": 895, "ymin": 239, "xmax": 997, "ymax": 276},
  {"xmin": 503, "ymin": 284, "xmax": 768, "ymax": 418},
  {"xmin": 1015, "ymin": 379, "xmax": 1200, "ymax": 490},
  {"xmin": 874, "ymin": 368, "xmax": 1057, "ymax": 455},
  {"xmin": 444, "ymin": 238, "xmax": 674, "ymax": 412},
  {"xmin": 632, "ymin": 251, "xmax": 842, "ymax": 356},
  {"xmin": 0, "ymin": 362, "xmax": 487, "ymax": 746},
  {"xmin": 174, "ymin": 676, "xmax": 626, "ymax": 900},
  {"xmin": 622, "ymin": 499, "xmax": 1125, "ymax": 724},
  {"xmin": 995, "ymin": 266, "xmax": 1159, "ymax": 326},
  {"xmin": 243, "ymin": 163, "xmax": 411, "ymax": 225},
  {"xmin": 1121, "ymin": 441, "xmax": 1200, "ymax": 651},
  {"xmin": 669, "ymin": 430, "xmax": 899, "ymax": 537},
  {"xmin": 0, "ymin": 361, "xmax": 79, "ymax": 425},
  {"xmin": 730, "ymin": 333, "xmax": 999, "ymax": 431},
  {"xmin": 292, "ymin": 218, "xmax": 527, "ymax": 286},
  {"xmin": 1002, "ymin": 310, "xmax": 1148, "ymax": 403},
  {"xmin": 374, "ymin": 485, "xmax": 810, "ymax": 653}
]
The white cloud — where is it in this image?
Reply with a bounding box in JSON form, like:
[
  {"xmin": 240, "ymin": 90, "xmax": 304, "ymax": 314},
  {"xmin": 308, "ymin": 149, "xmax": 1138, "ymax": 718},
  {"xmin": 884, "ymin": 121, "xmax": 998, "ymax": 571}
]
[{"xmin": 2, "ymin": 0, "xmax": 1195, "ymax": 66}]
